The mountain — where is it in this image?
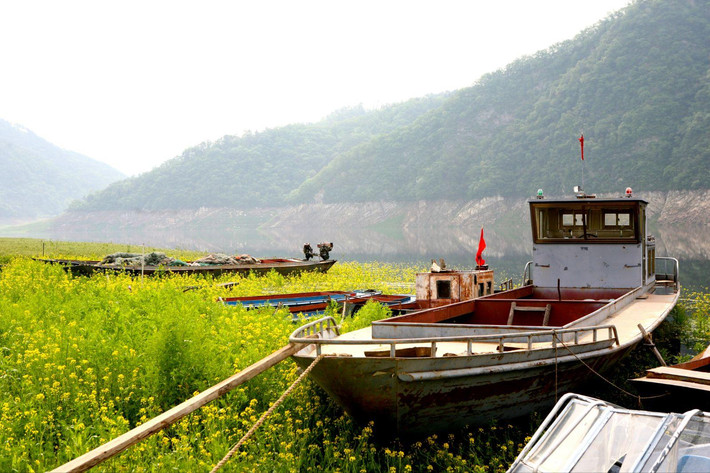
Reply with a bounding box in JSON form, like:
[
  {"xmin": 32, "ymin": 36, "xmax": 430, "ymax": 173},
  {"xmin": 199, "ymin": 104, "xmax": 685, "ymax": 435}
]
[
  {"xmin": 73, "ymin": 0, "xmax": 710, "ymax": 212},
  {"xmin": 0, "ymin": 120, "xmax": 124, "ymax": 223},
  {"xmin": 73, "ymin": 98, "xmax": 448, "ymax": 211},
  {"xmin": 291, "ymin": 0, "xmax": 710, "ymax": 202}
]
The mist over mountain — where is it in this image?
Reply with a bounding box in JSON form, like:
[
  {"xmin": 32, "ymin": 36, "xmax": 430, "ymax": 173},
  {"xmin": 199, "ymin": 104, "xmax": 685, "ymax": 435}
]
[
  {"xmin": 0, "ymin": 120, "xmax": 124, "ymax": 224},
  {"xmin": 72, "ymin": 0, "xmax": 710, "ymax": 213}
]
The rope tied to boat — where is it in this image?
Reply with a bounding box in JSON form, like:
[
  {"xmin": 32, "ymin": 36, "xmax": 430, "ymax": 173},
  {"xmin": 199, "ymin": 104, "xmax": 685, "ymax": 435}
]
[
  {"xmin": 552, "ymin": 333, "xmax": 667, "ymax": 407},
  {"xmin": 210, "ymin": 354, "xmax": 325, "ymax": 473}
]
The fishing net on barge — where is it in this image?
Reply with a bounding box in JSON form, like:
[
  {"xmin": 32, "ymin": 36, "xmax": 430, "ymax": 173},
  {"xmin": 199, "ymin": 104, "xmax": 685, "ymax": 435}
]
[
  {"xmin": 99, "ymin": 252, "xmax": 261, "ymax": 267},
  {"xmin": 191, "ymin": 254, "xmax": 261, "ymax": 265},
  {"xmin": 100, "ymin": 252, "xmax": 187, "ymax": 267}
]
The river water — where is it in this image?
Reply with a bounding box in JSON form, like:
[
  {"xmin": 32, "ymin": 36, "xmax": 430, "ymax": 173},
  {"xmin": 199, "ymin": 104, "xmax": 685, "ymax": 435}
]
[{"xmin": 33, "ymin": 216, "xmax": 710, "ymax": 292}]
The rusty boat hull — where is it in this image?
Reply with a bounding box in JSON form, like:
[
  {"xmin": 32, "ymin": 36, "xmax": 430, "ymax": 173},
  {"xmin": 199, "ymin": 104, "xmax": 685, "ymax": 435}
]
[
  {"xmin": 291, "ymin": 283, "xmax": 678, "ymax": 437},
  {"xmin": 293, "ymin": 341, "xmax": 634, "ymax": 436}
]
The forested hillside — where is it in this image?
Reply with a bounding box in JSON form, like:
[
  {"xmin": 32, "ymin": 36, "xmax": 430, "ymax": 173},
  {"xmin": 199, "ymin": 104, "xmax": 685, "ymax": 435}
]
[
  {"xmin": 74, "ymin": 0, "xmax": 710, "ymax": 211},
  {"xmin": 291, "ymin": 0, "xmax": 710, "ymax": 202},
  {"xmin": 74, "ymin": 98, "xmax": 448, "ymax": 210},
  {"xmin": 0, "ymin": 120, "xmax": 124, "ymax": 223}
]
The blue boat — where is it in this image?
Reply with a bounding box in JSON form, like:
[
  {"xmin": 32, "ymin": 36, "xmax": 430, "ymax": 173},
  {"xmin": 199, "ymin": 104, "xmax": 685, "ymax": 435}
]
[{"xmin": 221, "ymin": 290, "xmax": 417, "ymax": 316}]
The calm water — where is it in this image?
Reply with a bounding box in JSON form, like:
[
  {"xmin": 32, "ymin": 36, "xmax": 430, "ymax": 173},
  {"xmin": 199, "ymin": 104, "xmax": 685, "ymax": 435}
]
[{"xmin": 28, "ymin": 216, "xmax": 710, "ymax": 292}]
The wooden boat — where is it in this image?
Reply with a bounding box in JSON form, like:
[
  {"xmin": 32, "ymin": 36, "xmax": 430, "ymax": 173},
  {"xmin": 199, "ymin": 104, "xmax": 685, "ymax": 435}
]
[
  {"xmin": 289, "ymin": 190, "xmax": 680, "ymax": 437},
  {"xmin": 508, "ymin": 393, "xmax": 710, "ymax": 473},
  {"xmin": 631, "ymin": 344, "xmax": 710, "ymax": 411},
  {"xmin": 37, "ymin": 257, "xmax": 336, "ymax": 277},
  {"xmin": 221, "ymin": 290, "xmax": 418, "ymax": 316}
]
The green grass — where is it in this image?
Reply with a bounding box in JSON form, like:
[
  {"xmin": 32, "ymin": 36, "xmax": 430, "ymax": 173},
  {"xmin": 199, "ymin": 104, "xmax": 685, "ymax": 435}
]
[
  {"xmin": 0, "ymin": 237, "xmax": 207, "ymax": 264},
  {"xmin": 0, "ymin": 242, "xmax": 707, "ymax": 472}
]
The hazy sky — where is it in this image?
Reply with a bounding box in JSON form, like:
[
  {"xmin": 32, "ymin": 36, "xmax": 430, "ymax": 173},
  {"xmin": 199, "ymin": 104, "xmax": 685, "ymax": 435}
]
[{"xmin": 1, "ymin": 0, "xmax": 629, "ymax": 176}]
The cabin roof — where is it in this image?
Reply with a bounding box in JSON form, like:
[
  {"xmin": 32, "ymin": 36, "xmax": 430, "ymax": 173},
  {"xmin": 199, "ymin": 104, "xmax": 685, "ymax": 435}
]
[{"xmin": 528, "ymin": 196, "xmax": 648, "ymax": 205}]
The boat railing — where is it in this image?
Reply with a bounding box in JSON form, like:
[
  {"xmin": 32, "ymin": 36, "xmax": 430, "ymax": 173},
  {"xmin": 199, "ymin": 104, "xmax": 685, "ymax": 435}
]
[
  {"xmin": 499, "ymin": 278, "xmax": 514, "ymax": 292},
  {"xmin": 293, "ymin": 316, "xmax": 341, "ymax": 340},
  {"xmin": 290, "ymin": 317, "xmax": 619, "ymax": 357},
  {"xmin": 522, "ymin": 261, "xmax": 533, "ymax": 286},
  {"xmin": 655, "ymin": 257, "xmax": 680, "ymax": 292}
]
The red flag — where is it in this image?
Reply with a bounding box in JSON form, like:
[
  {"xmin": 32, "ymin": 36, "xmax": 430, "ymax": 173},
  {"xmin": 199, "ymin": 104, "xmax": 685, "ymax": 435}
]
[
  {"xmin": 579, "ymin": 134, "xmax": 584, "ymax": 161},
  {"xmin": 476, "ymin": 228, "xmax": 486, "ymax": 267}
]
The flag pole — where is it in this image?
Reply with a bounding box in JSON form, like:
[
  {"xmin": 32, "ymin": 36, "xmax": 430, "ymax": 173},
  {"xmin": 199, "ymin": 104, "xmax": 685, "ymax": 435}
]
[{"xmin": 579, "ymin": 134, "xmax": 585, "ymax": 191}]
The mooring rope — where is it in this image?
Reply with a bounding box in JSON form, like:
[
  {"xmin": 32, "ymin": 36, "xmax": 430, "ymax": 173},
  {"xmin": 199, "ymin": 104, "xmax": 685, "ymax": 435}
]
[
  {"xmin": 552, "ymin": 333, "xmax": 667, "ymax": 406},
  {"xmin": 210, "ymin": 354, "xmax": 325, "ymax": 473}
]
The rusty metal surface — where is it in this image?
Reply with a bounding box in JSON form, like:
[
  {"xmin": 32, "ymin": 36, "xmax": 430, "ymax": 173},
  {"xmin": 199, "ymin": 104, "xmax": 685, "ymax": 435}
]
[
  {"xmin": 416, "ymin": 269, "xmax": 494, "ymax": 308},
  {"xmin": 293, "ymin": 344, "xmax": 632, "ymax": 438}
]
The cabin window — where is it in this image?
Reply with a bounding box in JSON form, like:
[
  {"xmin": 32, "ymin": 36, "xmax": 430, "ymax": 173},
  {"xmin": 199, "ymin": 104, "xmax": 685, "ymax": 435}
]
[
  {"xmin": 532, "ymin": 202, "xmax": 640, "ymax": 243},
  {"xmin": 436, "ymin": 280, "xmax": 451, "ymax": 299},
  {"xmin": 601, "ymin": 211, "xmax": 635, "ymax": 238},
  {"xmin": 604, "ymin": 212, "xmax": 631, "ymax": 227},
  {"xmin": 562, "ymin": 212, "xmax": 585, "ymax": 227}
]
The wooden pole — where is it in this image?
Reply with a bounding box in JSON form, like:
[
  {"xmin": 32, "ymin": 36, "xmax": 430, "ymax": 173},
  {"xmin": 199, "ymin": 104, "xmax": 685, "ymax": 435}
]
[
  {"xmin": 51, "ymin": 343, "xmax": 304, "ymax": 472},
  {"xmin": 638, "ymin": 324, "xmax": 667, "ymax": 367}
]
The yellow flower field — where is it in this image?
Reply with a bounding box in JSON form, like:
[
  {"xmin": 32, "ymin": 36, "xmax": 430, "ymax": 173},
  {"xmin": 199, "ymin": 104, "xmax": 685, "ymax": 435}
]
[
  {"xmin": 0, "ymin": 256, "xmax": 528, "ymax": 472},
  {"xmin": 0, "ymin": 239, "xmax": 703, "ymax": 472}
]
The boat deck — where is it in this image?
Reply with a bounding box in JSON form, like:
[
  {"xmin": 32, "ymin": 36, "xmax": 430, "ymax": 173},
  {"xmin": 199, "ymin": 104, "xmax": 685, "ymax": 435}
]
[
  {"xmin": 601, "ymin": 291, "xmax": 677, "ymax": 344},
  {"xmin": 295, "ymin": 287, "xmax": 679, "ymax": 359}
]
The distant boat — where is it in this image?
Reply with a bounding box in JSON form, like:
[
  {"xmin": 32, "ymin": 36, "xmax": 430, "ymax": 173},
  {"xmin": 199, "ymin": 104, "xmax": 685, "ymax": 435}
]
[
  {"xmin": 37, "ymin": 257, "xmax": 336, "ymax": 277},
  {"xmin": 221, "ymin": 290, "xmax": 417, "ymax": 316},
  {"xmin": 508, "ymin": 393, "xmax": 710, "ymax": 472},
  {"xmin": 631, "ymin": 343, "xmax": 710, "ymax": 411},
  {"xmin": 289, "ymin": 189, "xmax": 680, "ymax": 437}
]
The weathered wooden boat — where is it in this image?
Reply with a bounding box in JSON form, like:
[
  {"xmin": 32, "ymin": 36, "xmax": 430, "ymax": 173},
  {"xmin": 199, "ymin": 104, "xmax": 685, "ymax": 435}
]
[
  {"xmin": 508, "ymin": 393, "xmax": 710, "ymax": 473},
  {"xmin": 631, "ymin": 344, "xmax": 710, "ymax": 411},
  {"xmin": 37, "ymin": 257, "xmax": 336, "ymax": 277},
  {"xmin": 221, "ymin": 290, "xmax": 417, "ymax": 316},
  {"xmin": 289, "ymin": 189, "xmax": 680, "ymax": 437}
]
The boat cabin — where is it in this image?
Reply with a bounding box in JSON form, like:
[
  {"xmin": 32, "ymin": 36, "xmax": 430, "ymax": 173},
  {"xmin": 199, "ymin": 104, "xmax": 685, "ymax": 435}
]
[
  {"xmin": 529, "ymin": 193, "xmax": 655, "ymax": 290},
  {"xmin": 368, "ymin": 192, "xmax": 666, "ymax": 340},
  {"xmin": 415, "ymin": 267, "xmax": 494, "ymax": 309}
]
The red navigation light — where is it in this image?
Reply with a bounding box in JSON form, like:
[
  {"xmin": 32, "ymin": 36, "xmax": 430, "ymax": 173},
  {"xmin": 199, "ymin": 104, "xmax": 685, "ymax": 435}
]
[{"xmin": 625, "ymin": 187, "xmax": 633, "ymax": 197}]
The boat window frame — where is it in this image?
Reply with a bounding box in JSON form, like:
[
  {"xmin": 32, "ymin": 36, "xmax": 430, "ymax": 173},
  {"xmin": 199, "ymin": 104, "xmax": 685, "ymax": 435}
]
[
  {"xmin": 436, "ymin": 279, "xmax": 452, "ymax": 299},
  {"xmin": 530, "ymin": 201, "xmax": 642, "ymax": 244}
]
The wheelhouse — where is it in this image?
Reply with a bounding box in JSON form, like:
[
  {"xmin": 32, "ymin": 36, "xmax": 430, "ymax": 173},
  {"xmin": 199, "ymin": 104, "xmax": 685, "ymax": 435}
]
[
  {"xmin": 531, "ymin": 200, "xmax": 642, "ymax": 243},
  {"xmin": 529, "ymin": 196, "xmax": 654, "ymax": 290}
]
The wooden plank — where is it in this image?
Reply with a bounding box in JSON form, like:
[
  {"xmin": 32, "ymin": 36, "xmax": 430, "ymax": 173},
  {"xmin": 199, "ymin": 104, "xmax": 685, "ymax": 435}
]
[
  {"xmin": 51, "ymin": 343, "xmax": 304, "ymax": 473},
  {"xmin": 646, "ymin": 366, "xmax": 710, "ymax": 386},
  {"xmin": 675, "ymin": 355, "xmax": 710, "ymax": 371},
  {"xmin": 690, "ymin": 344, "xmax": 710, "ymax": 363},
  {"xmin": 638, "ymin": 323, "xmax": 666, "ymax": 366},
  {"xmin": 633, "ymin": 376, "xmax": 710, "ymax": 393}
]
